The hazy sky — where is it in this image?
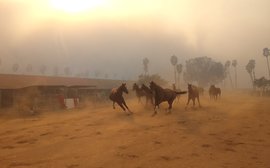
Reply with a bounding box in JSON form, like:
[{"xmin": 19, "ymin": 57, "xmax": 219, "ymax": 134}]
[{"xmin": 1, "ymin": 0, "xmax": 270, "ymax": 88}]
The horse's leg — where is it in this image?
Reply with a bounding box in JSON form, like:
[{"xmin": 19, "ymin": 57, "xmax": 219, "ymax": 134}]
[
  {"xmin": 185, "ymin": 98, "xmax": 190, "ymax": 110},
  {"xmin": 122, "ymin": 99, "xmax": 132, "ymax": 114},
  {"xmin": 116, "ymin": 101, "xmax": 128, "ymax": 113},
  {"xmin": 197, "ymin": 96, "xmax": 201, "ymax": 107},
  {"xmin": 192, "ymin": 98, "xmax": 195, "ymax": 107},
  {"xmin": 167, "ymin": 100, "xmax": 173, "ymax": 114}
]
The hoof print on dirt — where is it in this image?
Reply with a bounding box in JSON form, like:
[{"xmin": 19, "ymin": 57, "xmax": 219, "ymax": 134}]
[
  {"xmin": 225, "ymin": 148, "xmax": 236, "ymax": 152},
  {"xmin": 16, "ymin": 139, "xmax": 37, "ymax": 144},
  {"xmin": 116, "ymin": 153, "xmax": 139, "ymax": 159},
  {"xmin": 40, "ymin": 132, "xmax": 51, "ymax": 136},
  {"xmin": 118, "ymin": 145, "xmax": 127, "ymax": 150},
  {"xmin": 2, "ymin": 145, "xmax": 15, "ymax": 149},
  {"xmin": 66, "ymin": 164, "xmax": 79, "ymax": 168},
  {"xmin": 153, "ymin": 141, "xmax": 162, "ymax": 145}
]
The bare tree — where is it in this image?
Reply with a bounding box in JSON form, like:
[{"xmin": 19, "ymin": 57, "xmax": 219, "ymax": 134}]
[
  {"xmin": 143, "ymin": 57, "xmax": 149, "ymax": 76},
  {"xmin": 232, "ymin": 60, "xmax": 238, "ymax": 89},
  {"xmin": 263, "ymin": 48, "xmax": 270, "ymax": 78},
  {"xmin": 224, "ymin": 60, "xmax": 233, "ymax": 89},
  {"xmin": 170, "ymin": 55, "xmax": 178, "ymax": 86},
  {"xmin": 246, "ymin": 59, "xmax": 256, "ymax": 88}
]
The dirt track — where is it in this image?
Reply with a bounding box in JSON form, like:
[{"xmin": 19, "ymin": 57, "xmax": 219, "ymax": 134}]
[{"xmin": 0, "ymin": 92, "xmax": 270, "ymax": 168}]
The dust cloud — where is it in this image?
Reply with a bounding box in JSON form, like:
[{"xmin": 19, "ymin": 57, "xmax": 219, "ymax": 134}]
[{"xmin": 0, "ymin": 91, "xmax": 270, "ymax": 168}]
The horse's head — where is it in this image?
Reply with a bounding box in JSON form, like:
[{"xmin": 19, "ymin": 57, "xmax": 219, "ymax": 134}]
[{"xmin": 121, "ymin": 83, "xmax": 129, "ymax": 94}]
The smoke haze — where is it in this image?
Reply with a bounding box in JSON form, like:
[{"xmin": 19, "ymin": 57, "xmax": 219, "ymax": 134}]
[{"xmin": 1, "ymin": 0, "xmax": 270, "ymax": 88}]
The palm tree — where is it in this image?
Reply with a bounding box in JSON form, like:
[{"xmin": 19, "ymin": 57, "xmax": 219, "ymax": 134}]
[
  {"xmin": 170, "ymin": 55, "xmax": 178, "ymax": 86},
  {"xmin": 143, "ymin": 58, "xmax": 149, "ymax": 76},
  {"xmin": 224, "ymin": 60, "xmax": 233, "ymax": 89},
  {"xmin": 246, "ymin": 59, "xmax": 256, "ymax": 88},
  {"xmin": 232, "ymin": 60, "xmax": 238, "ymax": 89},
  {"xmin": 176, "ymin": 64, "xmax": 183, "ymax": 89},
  {"xmin": 263, "ymin": 48, "xmax": 270, "ymax": 78}
]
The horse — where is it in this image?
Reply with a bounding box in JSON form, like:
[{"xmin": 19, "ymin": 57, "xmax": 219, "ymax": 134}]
[
  {"xmin": 209, "ymin": 85, "xmax": 221, "ymax": 100},
  {"xmin": 132, "ymin": 83, "xmax": 146, "ymax": 103},
  {"xmin": 149, "ymin": 81, "xmax": 187, "ymax": 116},
  {"xmin": 141, "ymin": 84, "xmax": 154, "ymax": 105},
  {"xmin": 185, "ymin": 84, "xmax": 201, "ymax": 109},
  {"xmin": 109, "ymin": 83, "xmax": 132, "ymax": 115}
]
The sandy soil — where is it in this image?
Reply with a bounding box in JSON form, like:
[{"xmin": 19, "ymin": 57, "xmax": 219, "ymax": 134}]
[{"xmin": 0, "ymin": 91, "xmax": 270, "ymax": 168}]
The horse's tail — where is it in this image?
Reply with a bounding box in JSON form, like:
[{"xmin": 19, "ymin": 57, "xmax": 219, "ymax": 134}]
[{"xmin": 175, "ymin": 91, "xmax": 187, "ymax": 95}]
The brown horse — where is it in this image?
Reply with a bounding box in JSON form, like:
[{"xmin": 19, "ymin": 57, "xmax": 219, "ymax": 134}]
[
  {"xmin": 209, "ymin": 85, "xmax": 221, "ymax": 100},
  {"xmin": 109, "ymin": 83, "xmax": 132, "ymax": 115},
  {"xmin": 185, "ymin": 84, "xmax": 201, "ymax": 109},
  {"xmin": 149, "ymin": 81, "xmax": 187, "ymax": 116},
  {"xmin": 132, "ymin": 83, "xmax": 146, "ymax": 103},
  {"xmin": 141, "ymin": 84, "xmax": 154, "ymax": 105}
]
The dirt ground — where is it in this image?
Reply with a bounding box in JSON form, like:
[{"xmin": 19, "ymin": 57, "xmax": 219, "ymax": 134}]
[{"xmin": 0, "ymin": 91, "xmax": 270, "ymax": 168}]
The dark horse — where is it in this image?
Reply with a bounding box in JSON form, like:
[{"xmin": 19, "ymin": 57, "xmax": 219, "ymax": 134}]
[
  {"xmin": 185, "ymin": 84, "xmax": 201, "ymax": 110},
  {"xmin": 209, "ymin": 85, "xmax": 221, "ymax": 100},
  {"xmin": 149, "ymin": 81, "xmax": 187, "ymax": 116},
  {"xmin": 109, "ymin": 83, "xmax": 132, "ymax": 115},
  {"xmin": 132, "ymin": 83, "xmax": 145, "ymax": 103},
  {"xmin": 141, "ymin": 84, "xmax": 154, "ymax": 105}
]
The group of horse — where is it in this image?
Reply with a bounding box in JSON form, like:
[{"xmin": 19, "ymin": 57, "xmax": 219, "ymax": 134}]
[{"xmin": 109, "ymin": 82, "xmax": 221, "ymax": 116}]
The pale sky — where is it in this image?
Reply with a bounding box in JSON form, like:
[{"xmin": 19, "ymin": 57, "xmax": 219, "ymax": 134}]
[{"xmin": 0, "ymin": 0, "xmax": 270, "ymax": 88}]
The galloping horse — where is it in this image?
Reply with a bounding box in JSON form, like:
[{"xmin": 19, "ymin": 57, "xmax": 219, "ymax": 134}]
[
  {"xmin": 109, "ymin": 83, "xmax": 132, "ymax": 115},
  {"xmin": 132, "ymin": 83, "xmax": 146, "ymax": 103},
  {"xmin": 149, "ymin": 81, "xmax": 187, "ymax": 116},
  {"xmin": 141, "ymin": 84, "xmax": 154, "ymax": 105},
  {"xmin": 209, "ymin": 85, "xmax": 221, "ymax": 100},
  {"xmin": 185, "ymin": 84, "xmax": 201, "ymax": 109}
]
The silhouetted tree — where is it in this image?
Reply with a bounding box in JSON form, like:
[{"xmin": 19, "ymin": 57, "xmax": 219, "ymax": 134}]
[
  {"xmin": 263, "ymin": 48, "xmax": 270, "ymax": 78},
  {"xmin": 224, "ymin": 60, "xmax": 233, "ymax": 89},
  {"xmin": 170, "ymin": 55, "xmax": 178, "ymax": 86},
  {"xmin": 183, "ymin": 56, "xmax": 226, "ymax": 87},
  {"xmin": 232, "ymin": 60, "xmax": 238, "ymax": 89},
  {"xmin": 143, "ymin": 57, "xmax": 149, "ymax": 75},
  {"xmin": 246, "ymin": 59, "xmax": 256, "ymax": 88},
  {"xmin": 176, "ymin": 64, "xmax": 183, "ymax": 89}
]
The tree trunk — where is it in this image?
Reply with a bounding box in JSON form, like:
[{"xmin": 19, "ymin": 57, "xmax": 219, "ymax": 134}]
[
  {"xmin": 234, "ymin": 67, "xmax": 237, "ymax": 89},
  {"xmin": 266, "ymin": 56, "xmax": 270, "ymax": 78}
]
